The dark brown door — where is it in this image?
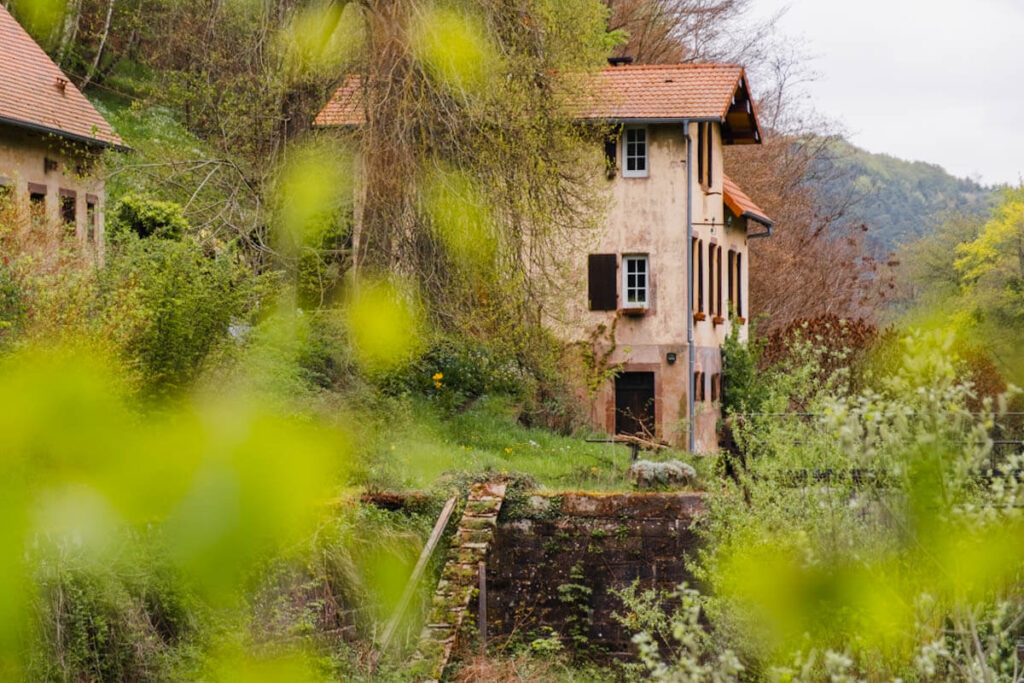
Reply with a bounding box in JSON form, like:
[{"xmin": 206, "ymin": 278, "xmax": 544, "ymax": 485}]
[{"xmin": 615, "ymin": 372, "xmax": 655, "ymax": 437}]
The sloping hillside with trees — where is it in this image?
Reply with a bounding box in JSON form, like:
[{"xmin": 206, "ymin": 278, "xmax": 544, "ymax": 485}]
[{"xmin": 817, "ymin": 139, "xmax": 995, "ymax": 254}]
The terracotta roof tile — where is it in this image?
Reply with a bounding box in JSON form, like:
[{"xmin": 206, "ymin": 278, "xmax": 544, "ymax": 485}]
[
  {"xmin": 572, "ymin": 63, "xmax": 746, "ymax": 121},
  {"xmin": 723, "ymin": 173, "xmax": 772, "ymax": 227},
  {"xmin": 314, "ymin": 75, "xmax": 364, "ymax": 127},
  {"xmin": 314, "ymin": 63, "xmax": 758, "ymax": 129},
  {"xmin": 0, "ymin": 6, "xmax": 121, "ymax": 147}
]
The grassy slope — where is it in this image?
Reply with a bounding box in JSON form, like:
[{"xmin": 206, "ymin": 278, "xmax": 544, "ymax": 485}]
[{"xmin": 353, "ymin": 396, "xmax": 703, "ymax": 492}]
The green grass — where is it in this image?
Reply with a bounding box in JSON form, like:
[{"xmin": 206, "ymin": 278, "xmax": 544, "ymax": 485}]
[{"xmin": 351, "ymin": 395, "xmax": 706, "ymax": 492}]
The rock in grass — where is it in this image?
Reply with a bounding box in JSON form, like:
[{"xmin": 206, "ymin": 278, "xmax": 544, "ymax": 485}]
[{"xmin": 628, "ymin": 459, "xmax": 697, "ymax": 490}]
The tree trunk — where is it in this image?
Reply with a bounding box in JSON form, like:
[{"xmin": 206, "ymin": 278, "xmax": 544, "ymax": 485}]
[
  {"xmin": 56, "ymin": 0, "xmax": 83, "ymax": 68},
  {"xmin": 81, "ymin": 0, "xmax": 116, "ymax": 90}
]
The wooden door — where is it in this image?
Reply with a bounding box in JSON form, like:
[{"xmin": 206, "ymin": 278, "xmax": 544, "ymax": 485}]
[{"xmin": 615, "ymin": 372, "xmax": 655, "ymax": 437}]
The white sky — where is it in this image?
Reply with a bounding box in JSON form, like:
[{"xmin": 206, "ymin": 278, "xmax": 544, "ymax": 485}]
[{"xmin": 750, "ymin": 0, "xmax": 1024, "ymax": 186}]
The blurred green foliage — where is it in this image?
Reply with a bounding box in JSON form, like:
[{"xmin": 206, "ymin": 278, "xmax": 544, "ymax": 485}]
[{"xmin": 687, "ymin": 330, "xmax": 1024, "ymax": 680}]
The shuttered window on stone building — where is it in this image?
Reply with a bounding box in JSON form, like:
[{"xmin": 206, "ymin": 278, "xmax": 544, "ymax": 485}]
[{"xmin": 588, "ymin": 253, "xmax": 618, "ymax": 311}]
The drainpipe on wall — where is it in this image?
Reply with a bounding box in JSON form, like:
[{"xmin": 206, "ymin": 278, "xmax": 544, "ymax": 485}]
[{"xmin": 683, "ymin": 120, "xmax": 695, "ymax": 454}]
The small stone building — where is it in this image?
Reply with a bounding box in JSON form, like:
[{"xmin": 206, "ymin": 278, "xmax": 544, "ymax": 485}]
[{"xmin": 0, "ymin": 6, "xmax": 123, "ymax": 251}]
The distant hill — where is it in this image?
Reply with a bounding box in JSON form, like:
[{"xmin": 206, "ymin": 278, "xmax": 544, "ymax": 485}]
[{"xmin": 816, "ymin": 140, "xmax": 996, "ymax": 254}]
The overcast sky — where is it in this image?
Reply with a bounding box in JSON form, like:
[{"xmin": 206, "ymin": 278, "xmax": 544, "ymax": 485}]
[{"xmin": 750, "ymin": 0, "xmax": 1024, "ymax": 186}]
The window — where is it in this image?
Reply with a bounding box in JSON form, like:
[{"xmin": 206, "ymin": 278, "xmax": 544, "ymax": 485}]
[
  {"xmin": 696, "ymin": 123, "xmax": 714, "ymax": 188},
  {"xmin": 711, "ymin": 373, "xmax": 721, "ymax": 402},
  {"xmin": 694, "ymin": 371, "xmax": 706, "ymax": 403},
  {"xmin": 693, "ymin": 238, "xmax": 705, "ymax": 316},
  {"xmin": 705, "ymin": 123, "xmax": 714, "ymax": 187},
  {"xmin": 697, "ymin": 124, "xmax": 705, "ymax": 183},
  {"xmin": 714, "ymin": 245, "xmax": 723, "ymax": 319},
  {"xmin": 86, "ymin": 196, "xmax": 98, "ymax": 243},
  {"xmin": 622, "ymin": 127, "xmax": 648, "ymax": 178},
  {"xmin": 623, "ymin": 255, "xmax": 649, "ymax": 308},
  {"xmin": 736, "ymin": 252, "xmax": 744, "ymax": 319},
  {"xmin": 28, "ymin": 183, "xmax": 47, "ymax": 228},
  {"xmin": 728, "ymin": 250, "xmax": 735, "ymax": 316},
  {"xmin": 60, "ymin": 189, "xmax": 77, "ymax": 233},
  {"xmin": 588, "ymin": 253, "xmax": 618, "ymax": 311}
]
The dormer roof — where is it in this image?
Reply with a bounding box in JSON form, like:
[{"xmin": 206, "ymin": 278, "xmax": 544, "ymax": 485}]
[
  {"xmin": 0, "ymin": 6, "xmax": 123, "ymax": 148},
  {"xmin": 723, "ymin": 174, "xmax": 773, "ymax": 228},
  {"xmin": 314, "ymin": 64, "xmax": 764, "ymax": 144}
]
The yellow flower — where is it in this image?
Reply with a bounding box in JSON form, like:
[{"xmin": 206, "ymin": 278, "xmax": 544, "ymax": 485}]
[
  {"xmin": 504, "ymin": 447, "xmax": 513, "ymax": 455},
  {"xmin": 435, "ymin": 381, "xmax": 443, "ymax": 389},
  {"xmin": 432, "ymin": 372, "xmax": 444, "ymax": 381}
]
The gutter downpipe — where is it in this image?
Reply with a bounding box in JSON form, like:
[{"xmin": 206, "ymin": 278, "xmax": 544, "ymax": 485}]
[
  {"xmin": 745, "ymin": 214, "xmax": 775, "ymax": 239},
  {"xmin": 683, "ymin": 120, "xmax": 695, "ymax": 454}
]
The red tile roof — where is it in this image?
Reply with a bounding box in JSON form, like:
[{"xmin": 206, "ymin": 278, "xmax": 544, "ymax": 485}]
[
  {"xmin": 572, "ymin": 63, "xmax": 746, "ymax": 121},
  {"xmin": 314, "ymin": 75, "xmax": 364, "ymax": 127},
  {"xmin": 314, "ymin": 64, "xmax": 762, "ymax": 136},
  {"xmin": 0, "ymin": 6, "xmax": 122, "ymax": 147},
  {"xmin": 723, "ymin": 174, "xmax": 772, "ymax": 228}
]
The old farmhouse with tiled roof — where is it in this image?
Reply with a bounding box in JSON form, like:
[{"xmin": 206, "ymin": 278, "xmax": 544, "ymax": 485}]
[
  {"xmin": 0, "ymin": 5, "xmax": 122, "ymax": 249},
  {"xmin": 315, "ymin": 61, "xmax": 773, "ymax": 453}
]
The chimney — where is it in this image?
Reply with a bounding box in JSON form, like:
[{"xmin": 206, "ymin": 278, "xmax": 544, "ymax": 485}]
[
  {"xmin": 607, "ymin": 56, "xmax": 634, "ymax": 67},
  {"xmin": 56, "ymin": 77, "xmax": 68, "ymax": 94}
]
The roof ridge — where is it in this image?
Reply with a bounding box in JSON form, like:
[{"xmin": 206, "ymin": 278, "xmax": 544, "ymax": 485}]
[{"xmin": 600, "ymin": 63, "xmax": 744, "ymax": 71}]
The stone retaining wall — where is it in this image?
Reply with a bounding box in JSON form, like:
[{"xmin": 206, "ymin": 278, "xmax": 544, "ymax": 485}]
[{"xmin": 483, "ymin": 492, "xmax": 705, "ymax": 657}]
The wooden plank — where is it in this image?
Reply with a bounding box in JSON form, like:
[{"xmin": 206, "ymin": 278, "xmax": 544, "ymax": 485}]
[{"xmin": 379, "ymin": 495, "xmax": 459, "ymax": 651}]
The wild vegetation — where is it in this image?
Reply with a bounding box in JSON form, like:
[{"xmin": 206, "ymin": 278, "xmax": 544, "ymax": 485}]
[{"xmin": 2, "ymin": 0, "xmax": 1024, "ymax": 680}]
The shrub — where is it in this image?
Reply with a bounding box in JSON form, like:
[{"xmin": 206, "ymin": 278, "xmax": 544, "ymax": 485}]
[
  {"xmin": 108, "ymin": 195, "xmax": 189, "ymax": 241},
  {"xmin": 99, "ymin": 237, "xmax": 259, "ymax": 398},
  {"xmin": 0, "ymin": 264, "xmax": 26, "ymax": 344}
]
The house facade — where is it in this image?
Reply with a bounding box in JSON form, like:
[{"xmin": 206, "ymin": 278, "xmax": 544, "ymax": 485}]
[
  {"xmin": 314, "ymin": 62, "xmax": 772, "ymax": 453},
  {"xmin": 0, "ymin": 6, "xmax": 123, "ymax": 251},
  {"xmin": 572, "ymin": 64, "xmax": 773, "ymax": 452}
]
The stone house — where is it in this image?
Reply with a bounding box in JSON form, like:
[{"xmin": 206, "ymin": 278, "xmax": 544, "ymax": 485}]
[
  {"xmin": 314, "ymin": 62, "xmax": 772, "ymax": 453},
  {"xmin": 0, "ymin": 6, "xmax": 123, "ymax": 251}
]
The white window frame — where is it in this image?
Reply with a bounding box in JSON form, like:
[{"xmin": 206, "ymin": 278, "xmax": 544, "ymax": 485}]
[
  {"xmin": 622, "ymin": 254, "xmax": 649, "ymax": 308},
  {"xmin": 622, "ymin": 126, "xmax": 649, "ymax": 178}
]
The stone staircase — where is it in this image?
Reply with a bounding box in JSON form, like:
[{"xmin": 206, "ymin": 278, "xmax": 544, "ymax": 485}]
[{"xmin": 409, "ymin": 481, "xmax": 507, "ymax": 682}]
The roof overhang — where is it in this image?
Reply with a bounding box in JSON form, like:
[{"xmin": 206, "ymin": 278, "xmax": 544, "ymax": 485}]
[
  {"xmin": 0, "ymin": 115, "xmax": 129, "ymax": 152},
  {"xmin": 723, "ymin": 173, "xmax": 773, "ymax": 228},
  {"xmin": 720, "ymin": 74, "xmax": 762, "ymax": 145}
]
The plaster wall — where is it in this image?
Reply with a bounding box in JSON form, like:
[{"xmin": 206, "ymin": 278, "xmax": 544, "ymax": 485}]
[
  {"xmin": 570, "ymin": 122, "xmax": 751, "ymax": 451},
  {"xmin": 0, "ymin": 123, "xmax": 106, "ymax": 254}
]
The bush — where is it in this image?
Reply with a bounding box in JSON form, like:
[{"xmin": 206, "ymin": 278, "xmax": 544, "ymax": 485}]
[
  {"xmin": 0, "ymin": 264, "xmax": 25, "ymax": 344},
  {"xmin": 108, "ymin": 195, "xmax": 189, "ymax": 241},
  {"xmin": 100, "ymin": 237, "xmax": 259, "ymax": 398},
  {"xmin": 375, "ymin": 336, "xmax": 528, "ymax": 409},
  {"xmin": 694, "ymin": 330, "xmax": 1024, "ymax": 680}
]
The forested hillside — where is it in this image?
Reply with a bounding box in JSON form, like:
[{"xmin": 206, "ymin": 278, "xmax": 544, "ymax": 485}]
[{"xmin": 817, "ymin": 139, "xmax": 995, "ymax": 254}]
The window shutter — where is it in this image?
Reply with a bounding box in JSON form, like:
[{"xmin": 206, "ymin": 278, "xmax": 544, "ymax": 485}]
[
  {"xmin": 697, "ymin": 124, "xmax": 705, "ymax": 183},
  {"xmin": 706, "ymin": 124, "xmax": 714, "ymax": 185},
  {"xmin": 588, "ymin": 254, "xmax": 618, "ymax": 311}
]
